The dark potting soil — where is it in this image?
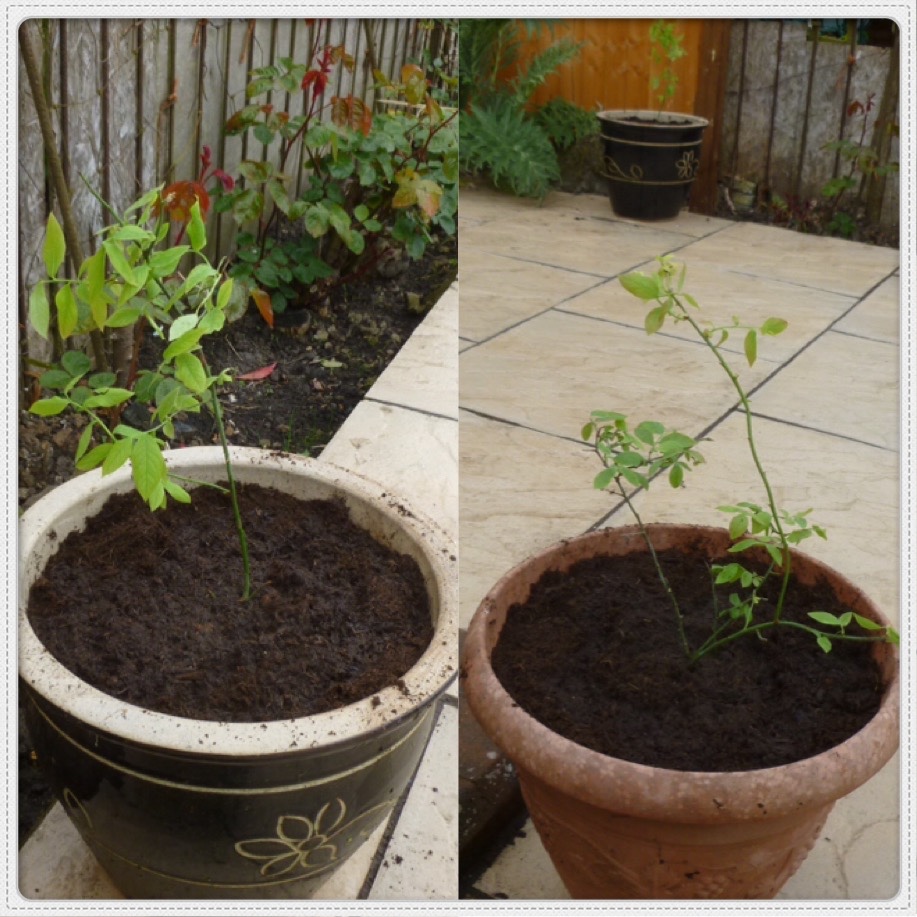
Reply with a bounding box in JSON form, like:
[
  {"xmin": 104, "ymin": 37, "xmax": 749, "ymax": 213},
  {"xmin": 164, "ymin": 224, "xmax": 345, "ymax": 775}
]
[
  {"xmin": 491, "ymin": 547, "xmax": 885, "ymax": 772},
  {"xmin": 27, "ymin": 483, "xmax": 432, "ymax": 722}
]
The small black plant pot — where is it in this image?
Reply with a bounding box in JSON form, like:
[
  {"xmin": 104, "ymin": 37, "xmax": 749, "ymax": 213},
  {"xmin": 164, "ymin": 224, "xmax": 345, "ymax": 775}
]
[{"xmin": 597, "ymin": 110, "xmax": 709, "ymax": 221}]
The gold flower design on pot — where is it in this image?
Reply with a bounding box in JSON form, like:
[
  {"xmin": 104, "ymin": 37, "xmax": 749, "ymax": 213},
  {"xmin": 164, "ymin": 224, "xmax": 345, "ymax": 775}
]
[
  {"xmin": 235, "ymin": 798, "xmax": 392, "ymax": 878},
  {"xmin": 675, "ymin": 150, "xmax": 700, "ymax": 180}
]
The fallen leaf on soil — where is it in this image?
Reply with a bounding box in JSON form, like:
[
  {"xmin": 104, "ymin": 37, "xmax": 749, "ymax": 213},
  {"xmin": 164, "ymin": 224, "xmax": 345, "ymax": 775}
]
[
  {"xmin": 250, "ymin": 289, "xmax": 274, "ymax": 328},
  {"xmin": 238, "ymin": 362, "xmax": 278, "ymax": 381}
]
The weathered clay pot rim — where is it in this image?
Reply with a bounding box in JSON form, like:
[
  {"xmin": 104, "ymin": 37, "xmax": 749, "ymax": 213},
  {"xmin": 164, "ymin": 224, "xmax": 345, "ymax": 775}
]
[
  {"xmin": 20, "ymin": 446, "xmax": 458, "ymax": 758},
  {"xmin": 596, "ymin": 108, "xmax": 710, "ymax": 128},
  {"xmin": 463, "ymin": 523, "xmax": 899, "ymax": 824}
]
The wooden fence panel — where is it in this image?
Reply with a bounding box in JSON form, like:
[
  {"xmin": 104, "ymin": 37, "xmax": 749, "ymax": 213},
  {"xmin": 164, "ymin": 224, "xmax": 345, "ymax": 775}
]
[
  {"xmin": 720, "ymin": 20, "xmax": 899, "ymax": 225},
  {"xmin": 19, "ymin": 17, "xmax": 445, "ymax": 376},
  {"xmin": 519, "ymin": 19, "xmax": 706, "ymax": 117}
]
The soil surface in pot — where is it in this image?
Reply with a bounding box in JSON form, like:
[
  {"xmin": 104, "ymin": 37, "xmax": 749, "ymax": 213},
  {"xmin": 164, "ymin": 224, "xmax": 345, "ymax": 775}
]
[
  {"xmin": 27, "ymin": 484, "xmax": 433, "ymax": 722},
  {"xmin": 492, "ymin": 547, "xmax": 885, "ymax": 772}
]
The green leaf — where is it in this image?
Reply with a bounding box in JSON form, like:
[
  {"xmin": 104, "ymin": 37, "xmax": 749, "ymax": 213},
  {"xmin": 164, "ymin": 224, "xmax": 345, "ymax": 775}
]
[
  {"xmin": 103, "ymin": 240, "xmax": 137, "ymax": 285},
  {"xmin": 55, "ymin": 285, "xmax": 78, "ymax": 339},
  {"xmin": 106, "ymin": 306, "xmax": 144, "ymax": 328},
  {"xmin": 761, "ymin": 317, "xmax": 788, "ymax": 336},
  {"xmin": 43, "ymin": 213, "xmax": 66, "ymax": 277},
  {"xmin": 816, "ymin": 634, "xmax": 833, "ymax": 654},
  {"xmin": 81, "ymin": 388, "xmax": 134, "ymax": 410},
  {"xmin": 29, "ymin": 396, "xmax": 69, "ymax": 417},
  {"xmin": 644, "ymin": 304, "xmax": 668, "ymax": 335},
  {"xmin": 304, "ymin": 205, "xmax": 331, "ymax": 238},
  {"xmin": 744, "ymin": 329, "xmax": 757, "ymax": 367},
  {"xmin": 229, "ymin": 188, "xmax": 264, "ymax": 225},
  {"xmin": 668, "ymin": 463, "xmax": 684, "ymax": 488},
  {"xmin": 61, "ymin": 350, "xmax": 92, "ymax": 378},
  {"xmin": 239, "ymin": 160, "xmax": 275, "ymax": 183},
  {"xmin": 728, "ymin": 538, "xmax": 762, "ymax": 554},
  {"xmin": 28, "ymin": 283, "xmax": 50, "ymax": 339},
  {"xmin": 39, "ymin": 369, "xmax": 71, "ymax": 389},
  {"xmin": 728, "ymin": 513, "xmax": 748, "ymax": 541},
  {"xmin": 634, "ymin": 420, "xmax": 665, "ymax": 444},
  {"xmin": 593, "ymin": 467, "xmax": 616, "ymax": 491},
  {"xmin": 173, "ymin": 352, "xmax": 209, "ymax": 393},
  {"xmin": 614, "ymin": 451, "xmax": 644, "ymax": 468},
  {"xmin": 808, "ymin": 611, "xmax": 842, "ymax": 627},
  {"xmin": 187, "ymin": 201, "xmax": 206, "ymax": 252},
  {"xmin": 76, "ymin": 443, "xmax": 112, "ymax": 471},
  {"xmin": 74, "ymin": 423, "xmax": 94, "ymax": 463},
  {"xmin": 149, "ymin": 246, "xmax": 189, "ymax": 278},
  {"xmin": 169, "ymin": 313, "xmax": 200, "ymax": 341},
  {"xmin": 164, "ymin": 479, "xmax": 192, "ymax": 504},
  {"xmin": 658, "ymin": 432, "xmax": 696, "ymax": 455},
  {"xmin": 101, "ymin": 436, "xmax": 134, "ymax": 476},
  {"xmin": 130, "ymin": 435, "xmax": 167, "ymax": 503},
  {"xmin": 851, "ymin": 613, "xmax": 883, "ymax": 632},
  {"xmin": 216, "ymin": 279, "xmax": 234, "ymax": 313},
  {"xmin": 714, "ymin": 563, "xmax": 741, "ymax": 584},
  {"xmin": 163, "ymin": 328, "xmax": 206, "ymax": 361},
  {"xmin": 619, "ymin": 271, "xmax": 658, "ymax": 301},
  {"xmin": 620, "ymin": 468, "xmax": 649, "ymax": 489}
]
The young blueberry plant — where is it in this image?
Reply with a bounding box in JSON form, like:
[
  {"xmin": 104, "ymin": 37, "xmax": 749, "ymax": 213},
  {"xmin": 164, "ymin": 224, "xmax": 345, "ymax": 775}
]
[
  {"xmin": 582, "ymin": 255, "xmax": 898, "ymax": 663},
  {"xmin": 28, "ymin": 185, "xmax": 252, "ymax": 599}
]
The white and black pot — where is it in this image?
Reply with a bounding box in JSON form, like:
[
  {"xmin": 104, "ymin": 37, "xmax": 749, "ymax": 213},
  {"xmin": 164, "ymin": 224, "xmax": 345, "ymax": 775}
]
[
  {"xmin": 597, "ymin": 109, "xmax": 709, "ymax": 221},
  {"xmin": 19, "ymin": 447, "xmax": 458, "ymax": 899}
]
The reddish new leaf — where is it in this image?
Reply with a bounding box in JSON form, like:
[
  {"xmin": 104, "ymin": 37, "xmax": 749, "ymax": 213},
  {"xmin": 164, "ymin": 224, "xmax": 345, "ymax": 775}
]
[
  {"xmin": 238, "ymin": 361, "xmax": 278, "ymax": 381},
  {"xmin": 157, "ymin": 181, "xmax": 210, "ymax": 222}
]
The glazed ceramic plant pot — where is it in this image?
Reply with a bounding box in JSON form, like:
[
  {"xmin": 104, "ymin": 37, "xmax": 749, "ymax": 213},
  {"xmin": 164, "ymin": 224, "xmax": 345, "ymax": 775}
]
[
  {"xmin": 463, "ymin": 524, "xmax": 899, "ymax": 899},
  {"xmin": 20, "ymin": 447, "xmax": 457, "ymax": 899},
  {"xmin": 596, "ymin": 110, "xmax": 709, "ymax": 221}
]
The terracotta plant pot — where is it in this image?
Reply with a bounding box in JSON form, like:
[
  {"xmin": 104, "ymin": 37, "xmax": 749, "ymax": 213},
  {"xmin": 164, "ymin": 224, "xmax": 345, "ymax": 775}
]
[
  {"xmin": 462, "ymin": 524, "xmax": 899, "ymax": 899},
  {"xmin": 20, "ymin": 447, "xmax": 457, "ymax": 899},
  {"xmin": 596, "ymin": 110, "xmax": 709, "ymax": 221}
]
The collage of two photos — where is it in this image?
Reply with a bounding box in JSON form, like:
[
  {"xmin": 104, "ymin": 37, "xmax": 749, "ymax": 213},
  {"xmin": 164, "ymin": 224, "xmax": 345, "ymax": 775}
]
[{"xmin": 11, "ymin": 14, "xmax": 908, "ymax": 908}]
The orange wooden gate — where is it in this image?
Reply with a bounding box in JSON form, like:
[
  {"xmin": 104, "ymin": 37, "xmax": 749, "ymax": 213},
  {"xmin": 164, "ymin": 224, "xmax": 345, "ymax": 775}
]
[{"xmin": 519, "ymin": 19, "xmax": 706, "ymax": 114}]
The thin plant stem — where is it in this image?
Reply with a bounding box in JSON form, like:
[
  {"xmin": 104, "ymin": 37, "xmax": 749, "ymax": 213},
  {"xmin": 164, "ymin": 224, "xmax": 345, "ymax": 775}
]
[
  {"xmin": 619, "ymin": 483, "xmax": 692, "ymax": 657},
  {"xmin": 209, "ymin": 386, "xmax": 251, "ymax": 601},
  {"xmin": 678, "ymin": 308, "xmax": 793, "ymax": 624}
]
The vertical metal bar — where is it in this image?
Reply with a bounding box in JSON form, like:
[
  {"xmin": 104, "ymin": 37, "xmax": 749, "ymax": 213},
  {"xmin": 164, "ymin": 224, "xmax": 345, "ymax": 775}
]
[
  {"xmin": 763, "ymin": 20, "xmax": 783, "ymax": 193},
  {"xmin": 100, "ymin": 19, "xmax": 111, "ymax": 207},
  {"xmin": 833, "ymin": 19, "xmax": 859, "ymax": 177},
  {"xmin": 58, "ymin": 19, "xmax": 70, "ymax": 192},
  {"xmin": 214, "ymin": 18, "xmax": 233, "ymax": 256},
  {"xmin": 134, "ymin": 20, "xmax": 145, "ymax": 195},
  {"xmin": 194, "ymin": 19, "xmax": 207, "ymax": 172},
  {"xmin": 164, "ymin": 19, "xmax": 178, "ymax": 184},
  {"xmin": 729, "ymin": 20, "xmax": 749, "ymax": 179},
  {"xmin": 794, "ymin": 20, "xmax": 821, "ymax": 200}
]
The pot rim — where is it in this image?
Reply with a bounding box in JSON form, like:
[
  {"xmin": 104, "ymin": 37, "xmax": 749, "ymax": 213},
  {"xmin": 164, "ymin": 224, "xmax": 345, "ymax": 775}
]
[
  {"xmin": 463, "ymin": 523, "xmax": 899, "ymax": 823},
  {"xmin": 19, "ymin": 446, "xmax": 458, "ymax": 758},
  {"xmin": 596, "ymin": 108, "xmax": 710, "ymax": 129}
]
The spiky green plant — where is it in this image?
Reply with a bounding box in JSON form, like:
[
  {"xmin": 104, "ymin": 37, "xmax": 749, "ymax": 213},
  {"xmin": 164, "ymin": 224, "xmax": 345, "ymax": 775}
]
[{"xmin": 458, "ymin": 20, "xmax": 592, "ymax": 199}]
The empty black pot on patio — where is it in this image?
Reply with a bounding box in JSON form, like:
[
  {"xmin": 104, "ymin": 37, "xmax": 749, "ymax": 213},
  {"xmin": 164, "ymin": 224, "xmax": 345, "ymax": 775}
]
[{"xmin": 597, "ymin": 110, "xmax": 708, "ymax": 221}]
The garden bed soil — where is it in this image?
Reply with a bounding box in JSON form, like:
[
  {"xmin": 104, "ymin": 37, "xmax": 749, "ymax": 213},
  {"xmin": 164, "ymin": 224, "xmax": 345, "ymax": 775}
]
[
  {"xmin": 492, "ymin": 546, "xmax": 885, "ymax": 773},
  {"xmin": 26, "ymin": 484, "xmax": 432, "ymax": 722}
]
